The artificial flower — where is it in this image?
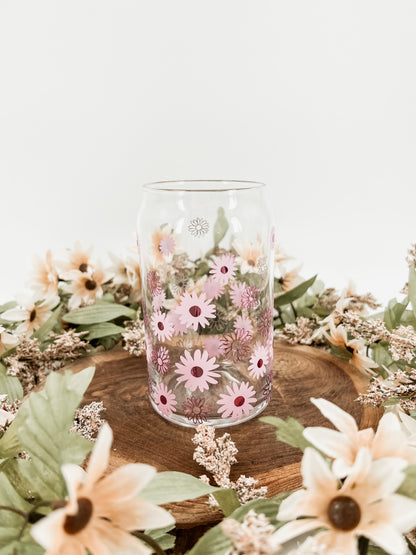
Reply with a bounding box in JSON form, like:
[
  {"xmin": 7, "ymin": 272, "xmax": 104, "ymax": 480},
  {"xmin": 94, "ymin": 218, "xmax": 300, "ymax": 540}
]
[
  {"xmin": 57, "ymin": 241, "xmax": 95, "ymax": 276},
  {"xmin": 31, "ymin": 423, "xmax": 174, "ymax": 555},
  {"xmin": 0, "ymin": 325, "xmax": 19, "ymax": 354},
  {"xmin": 175, "ymin": 349, "xmax": 220, "ymax": 392},
  {"xmin": 273, "ymin": 447, "xmax": 416, "ymax": 555},
  {"xmin": 31, "ymin": 250, "xmax": 59, "ymax": 296},
  {"xmin": 217, "ymin": 381, "xmax": 257, "ymax": 422},
  {"xmin": 234, "ymin": 241, "xmax": 264, "ymax": 274},
  {"xmin": 303, "ymin": 398, "xmax": 416, "ymax": 478},
  {"xmin": 209, "ymin": 253, "xmax": 237, "ymax": 284},
  {"xmin": 174, "ymin": 291, "xmax": 215, "ymax": 331},
  {"xmin": 279, "ymin": 267, "xmax": 303, "ymax": 292},
  {"xmin": 153, "ymin": 383, "xmax": 177, "ymax": 417},
  {"xmin": 62, "ymin": 266, "xmax": 110, "ymax": 310},
  {"xmin": 2, "ymin": 294, "xmax": 59, "ymax": 335},
  {"xmin": 150, "ymin": 311, "xmax": 174, "ymax": 342},
  {"xmin": 248, "ymin": 342, "xmax": 269, "ymax": 379}
]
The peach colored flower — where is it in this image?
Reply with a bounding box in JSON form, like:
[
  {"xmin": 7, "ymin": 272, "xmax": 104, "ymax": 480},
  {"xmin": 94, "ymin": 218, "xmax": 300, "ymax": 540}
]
[
  {"xmin": 273, "ymin": 448, "xmax": 416, "ymax": 555},
  {"xmin": 234, "ymin": 241, "xmax": 264, "ymax": 274},
  {"xmin": 31, "ymin": 423, "xmax": 174, "ymax": 555},
  {"xmin": 31, "ymin": 250, "xmax": 59, "ymax": 296},
  {"xmin": 2, "ymin": 294, "xmax": 59, "ymax": 335},
  {"xmin": 151, "ymin": 227, "xmax": 175, "ymax": 264},
  {"xmin": 62, "ymin": 266, "xmax": 111, "ymax": 310},
  {"xmin": 57, "ymin": 241, "xmax": 95, "ymax": 276}
]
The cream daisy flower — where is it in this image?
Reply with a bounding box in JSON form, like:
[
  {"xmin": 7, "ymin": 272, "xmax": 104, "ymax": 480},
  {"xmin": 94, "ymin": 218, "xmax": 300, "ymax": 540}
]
[
  {"xmin": 31, "ymin": 250, "xmax": 59, "ymax": 296},
  {"xmin": 304, "ymin": 398, "xmax": 416, "ymax": 478},
  {"xmin": 0, "ymin": 325, "xmax": 19, "ymax": 355},
  {"xmin": 62, "ymin": 266, "xmax": 110, "ymax": 310},
  {"xmin": 273, "ymin": 447, "xmax": 416, "ymax": 555},
  {"xmin": 234, "ymin": 241, "xmax": 265, "ymax": 274},
  {"xmin": 325, "ymin": 316, "xmax": 377, "ymax": 376},
  {"xmin": 107, "ymin": 252, "xmax": 142, "ymax": 302},
  {"xmin": 279, "ymin": 267, "xmax": 303, "ymax": 292},
  {"xmin": 31, "ymin": 423, "xmax": 174, "ymax": 555},
  {"xmin": 57, "ymin": 241, "xmax": 95, "ymax": 276},
  {"xmin": 2, "ymin": 294, "xmax": 59, "ymax": 335},
  {"xmin": 151, "ymin": 227, "xmax": 175, "ymax": 264}
]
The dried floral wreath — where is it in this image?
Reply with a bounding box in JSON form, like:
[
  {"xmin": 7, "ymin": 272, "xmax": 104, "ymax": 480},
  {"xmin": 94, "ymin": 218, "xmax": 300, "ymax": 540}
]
[{"xmin": 1, "ymin": 238, "xmax": 416, "ymax": 555}]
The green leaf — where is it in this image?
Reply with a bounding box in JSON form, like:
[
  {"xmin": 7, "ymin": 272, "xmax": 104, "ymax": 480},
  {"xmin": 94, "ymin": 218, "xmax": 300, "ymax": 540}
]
[
  {"xmin": 78, "ymin": 322, "xmax": 125, "ymax": 340},
  {"xmin": 0, "ymin": 473, "xmax": 31, "ymax": 527},
  {"xmin": 32, "ymin": 304, "xmax": 63, "ymax": 342},
  {"xmin": 371, "ymin": 342, "xmax": 393, "ymax": 371},
  {"xmin": 188, "ymin": 494, "xmax": 289, "ymax": 555},
  {"xmin": 194, "ymin": 261, "xmax": 210, "ymax": 280},
  {"xmin": 384, "ymin": 298, "xmax": 408, "ymax": 331},
  {"xmin": 0, "ymin": 540, "xmax": 44, "ymax": 555},
  {"xmin": 213, "ymin": 207, "xmax": 229, "ymax": 247},
  {"xmin": 397, "ymin": 465, "xmax": 416, "ymax": 499},
  {"xmin": 12, "ymin": 368, "xmax": 95, "ymax": 499},
  {"xmin": 144, "ymin": 524, "xmax": 176, "ymax": 551},
  {"xmin": 211, "ymin": 488, "xmax": 241, "ymax": 516},
  {"xmin": 259, "ymin": 416, "xmax": 312, "ymax": 451},
  {"xmin": 275, "ymin": 275, "xmax": 317, "ymax": 307},
  {"xmin": 367, "ymin": 546, "xmax": 390, "ymax": 555},
  {"xmin": 63, "ymin": 302, "xmax": 137, "ymax": 324},
  {"xmin": 140, "ymin": 471, "xmax": 219, "ymax": 505},
  {"xmin": 0, "ymin": 362, "xmax": 23, "ymax": 401}
]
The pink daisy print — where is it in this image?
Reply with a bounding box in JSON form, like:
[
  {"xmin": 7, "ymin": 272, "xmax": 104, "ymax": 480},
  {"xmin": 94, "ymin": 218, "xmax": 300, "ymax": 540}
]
[
  {"xmin": 204, "ymin": 335, "xmax": 225, "ymax": 358},
  {"xmin": 234, "ymin": 315, "xmax": 254, "ymax": 335},
  {"xmin": 175, "ymin": 291, "xmax": 215, "ymax": 331},
  {"xmin": 153, "ymin": 383, "xmax": 177, "ymax": 417},
  {"xmin": 262, "ymin": 371, "xmax": 273, "ymax": 403},
  {"xmin": 167, "ymin": 309, "xmax": 188, "ymax": 336},
  {"xmin": 257, "ymin": 307, "xmax": 273, "ymax": 338},
  {"xmin": 248, "ymin": 342, "xmax": 269, "ymax": 379},
  {"xmin": 146, "ymin": 270, "xmax": 162, "ymax": 296},
  {"xmin": 241, "ymin": 286, "xmax": 260, "ymax": 310},
  {"xmin": 152, "ymin": 346, "xmax": 170, "ymax": 375},
  {"xmin": 152, "ymin": 290, "xmax": 166, "ymax": 311},
  {"xmin": 220, "ymin": 329, "xmax": 252, "ymax": 362},
  {"xmin": 175, "ymin": 349, "xmax": 220, "ymax": 392},
  {"xmin": 203, "ymin": 277, "xmax": 225, "ymax": 300},
  {"xmin": 151, "ymin": 310, "xmax": 174, "ymax": 342},
  {"xmin": 209, "ymin": 253, "xmax": 237, "ymax": 284},
  {"xmin": 182, "ymin": 396, "xmax": 210, "ymax": 425},
  {"xmin": 217, "ymin": 382, "xmax": 257, "ymax": 422},
  {"xmin": 159, "ymin": 235, "xmax": 175, "ymax": 256},
  {"xmin": 230, "ymin": 281, "xmax": 246, "ymax": 308}
]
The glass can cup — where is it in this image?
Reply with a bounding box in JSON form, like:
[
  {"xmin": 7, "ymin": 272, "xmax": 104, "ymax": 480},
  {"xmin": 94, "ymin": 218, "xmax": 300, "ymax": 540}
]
[{"xmin": 137, "ymin": 180, "xmax": 274, "ymax": 427}]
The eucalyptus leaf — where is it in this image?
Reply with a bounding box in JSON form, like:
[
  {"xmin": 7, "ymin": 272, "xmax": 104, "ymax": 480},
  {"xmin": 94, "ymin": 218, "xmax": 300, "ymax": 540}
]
[
  {"xmin": 384, "ymin": 298, "xmax": 408, "ymax": 331},
  {"xmin": 211, "ymin": 488, "xmax": 241, "ymax": 517},
  {"xmin": 0, "ymin": 302, "xmax": 17, "ymax": 314},
  {"xmin": 139, "ymin": 471, "xmax": 219, "ymax": 505},
  {"xmin": 275, "ymin": 275, "xmax": 317, "ymax": 307},
  {"xmin": 0, "ymin": 362, "xmax": 23, "ymax": 401},
  {"xmin": 78, "ymin": 322, "xmax": 125, "ymax": 340},
  {"xmin": 63, "ymin": 303, "xmax": 137, "ymax": 324},
  {"xmin": 213, "ymin": 207, "xmax": 229, "ymax": 247},
  {"xmin": 259, "ymin": 416, "xmax": 313, "ymax": 451},
  {"xmin": 144, "ymin": 524, "xmax": 176, "ymax": 551}
]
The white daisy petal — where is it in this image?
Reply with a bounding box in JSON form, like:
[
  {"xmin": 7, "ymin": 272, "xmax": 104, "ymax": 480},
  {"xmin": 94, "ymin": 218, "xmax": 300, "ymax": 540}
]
[
  {"xmin": 362, "ymin": 523, "xmax": 408, "ymax": 555},
  {"xmin": 301, "ymin": 447, "xmax": 339, "ymax": 491},
  {"xmin": 85, "ymin": 422, "xmax": 112, "ymax": 485},
  {"xmin": 272, "ymin": 518, "xmax": 322, "ymax": 544},
  {"xmin": 310, "ymin": 397, "xmax": 359, "ymax": 439},
  {"xmin": 303, "ymin": 427, "xmax": 353, "ymax": 461}
]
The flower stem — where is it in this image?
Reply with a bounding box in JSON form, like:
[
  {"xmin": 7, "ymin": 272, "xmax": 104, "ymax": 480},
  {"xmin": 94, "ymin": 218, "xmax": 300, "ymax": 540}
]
[
  {"xmin": 358, "ymin": 536, "xmax": 369, "ymax": 555},
  {"xmin": 0, "ymin": 506, "xmax": 26, "ymax": 519},
  {"xmin": 134, "ymin": 531, "xmax": 166, "ymax": 555},
  {"xmin": 290, "ymin": 302, "xmax": 298, "ymax": 319}
]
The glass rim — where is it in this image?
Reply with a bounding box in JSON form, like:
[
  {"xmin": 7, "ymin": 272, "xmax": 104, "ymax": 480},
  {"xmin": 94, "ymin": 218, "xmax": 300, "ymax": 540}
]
[{"xmin": 142, "ymin": 179, "xmax": 266, "ymax": 192}]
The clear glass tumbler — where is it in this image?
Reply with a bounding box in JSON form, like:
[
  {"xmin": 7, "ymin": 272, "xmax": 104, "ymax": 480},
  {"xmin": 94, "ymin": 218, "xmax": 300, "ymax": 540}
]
[{"xmin": 137, "ymin": 180, "xmax": 274, "ymax": 427}]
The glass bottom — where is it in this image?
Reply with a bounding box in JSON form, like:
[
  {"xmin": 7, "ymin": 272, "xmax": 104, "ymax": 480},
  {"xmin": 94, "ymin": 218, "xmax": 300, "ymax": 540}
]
[{"xmin": 149, "ymin": 396, "xmax": 270, "ymax": 428}]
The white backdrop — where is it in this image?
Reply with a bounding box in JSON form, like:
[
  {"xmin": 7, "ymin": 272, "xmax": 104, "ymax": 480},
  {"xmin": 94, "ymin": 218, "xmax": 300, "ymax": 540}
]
[{"xmin": 1, "ymin": 0, "xmax": 415, "ymax": 305}]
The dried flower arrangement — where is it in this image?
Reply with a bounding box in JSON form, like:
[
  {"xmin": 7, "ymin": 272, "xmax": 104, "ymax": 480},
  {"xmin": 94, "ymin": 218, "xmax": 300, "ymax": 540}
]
[{"xmin": 1, "ymin": 238, "xmax": 416, "ymax": 554}]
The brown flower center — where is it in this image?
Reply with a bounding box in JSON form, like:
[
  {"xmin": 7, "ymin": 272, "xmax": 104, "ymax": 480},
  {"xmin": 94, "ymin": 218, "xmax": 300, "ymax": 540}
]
[
  {"xmin": 247, "ymin": 259, "xmax": 256, "ymax": 266},
  {"xmin": 79, "ymin": 263, "xmax": 88, "ymax": 273},
  {"xmin": 189, "ymin": 305, "xmax": 202, "ymax": 317},
  {"xmin": 346, "ymin": 345, "xmax": 355, "ymax": 354},
  {"xmin": 191, "ymin": 366, "xmax": 203, "ymax": 378},
  {"xmin": 160, "ymin": 395, "xmax": 167, "ymax": 405},
  {"xmin": 29, "ymin": 309, "xmax": 37, "ymax": 322},
  {"xmin": 157, "ymin": 321, "xmax": 165, "ymax": 330},
  {"xmin": 327, "ymin": 495, "xmax": 361, "ymax": 531},
  {"xmin": 220, "ymin": 266, "xmax": 228, "ymax": 274},
  {"xmin": 257, "ymin": 358, "xmax": 263, "ymax": 368},
  {"xmin": 85, "ymin": 279, "xmax": 97, "ymax": 291},
  {"xmin": 234, "ymin": 396, "xmax": 245, "ymax": 407},
  {"xmin": 63, "ymin": 497, "xmax": 93, "ymax": 534}
]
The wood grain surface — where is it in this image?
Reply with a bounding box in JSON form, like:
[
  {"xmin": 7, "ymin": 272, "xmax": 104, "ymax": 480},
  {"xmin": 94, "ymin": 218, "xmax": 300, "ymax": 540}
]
[{"xmin": 65, "ymin": 342, "xmax": 381, "ymax": 528}]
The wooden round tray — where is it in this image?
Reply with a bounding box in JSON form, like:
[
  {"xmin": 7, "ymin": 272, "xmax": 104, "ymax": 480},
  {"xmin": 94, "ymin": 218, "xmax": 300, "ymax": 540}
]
[{"xmin": 65, "ymin": 342, "xmax": 381, "ymax": 529}]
